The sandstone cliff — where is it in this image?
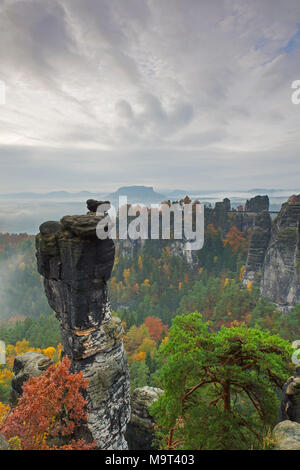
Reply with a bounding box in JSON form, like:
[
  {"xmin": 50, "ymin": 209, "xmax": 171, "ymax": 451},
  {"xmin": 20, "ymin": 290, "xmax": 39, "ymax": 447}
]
[
  {"xmin": 244, "ymin": 195, "xmax": 300, "ymax": 311},
  {"xmin": 36, "ymin": 206, "xmax": 131, "ymax": 449},
  {"xmin": 260, "ymin": 196, "xmax": 300, "ymax": 311},
  {"xmin": 245, "ymin": 195, "xmax": 269, "ymax": 213},
  {"xmin": 243, "ymin": 210, "xmax": 272, "ymax": 285}
]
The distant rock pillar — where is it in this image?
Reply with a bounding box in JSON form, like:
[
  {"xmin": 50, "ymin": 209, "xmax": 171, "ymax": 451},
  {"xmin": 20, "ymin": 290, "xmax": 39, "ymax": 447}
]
[
  {"xmin": 259, "ymin": 196, "xmax": 300, "ymax": 311},
  {"xmin": 243, "ymin": 210, "xmax": 272, "ymax": 285},
  {"xmin": 35, "ymin": 208, "xmax": 131, "ymax": 450}
]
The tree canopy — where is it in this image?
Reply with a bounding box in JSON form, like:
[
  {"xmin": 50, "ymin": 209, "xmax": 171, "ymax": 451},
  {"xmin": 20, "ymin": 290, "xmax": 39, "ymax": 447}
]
[{"xmin": 151, "ymin": 312, "xmax": 293, "ymax": 450}]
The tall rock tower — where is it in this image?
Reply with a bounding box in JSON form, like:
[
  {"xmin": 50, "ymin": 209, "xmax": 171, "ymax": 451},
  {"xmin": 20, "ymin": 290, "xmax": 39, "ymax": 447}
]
[
  {"xmin": 243, "ymin": 195, "xmax": 300, "ymax": 312},
  {"xmin": 35, "ymin": 203, "xmax": 130, "ymax": 449}
]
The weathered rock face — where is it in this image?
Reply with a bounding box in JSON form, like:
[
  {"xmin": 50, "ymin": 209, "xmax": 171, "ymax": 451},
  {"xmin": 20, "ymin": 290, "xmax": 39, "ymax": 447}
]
[
  {"xmin": 243, "ymin": 195, "xmax": 300, "ymax": 311},
  {"xmin": 260, "ymin": 196, "xmax": 300, "ymax": 311},
  {"xmin": 125, "ymin": 386, "xmax": 163, "ymax": 450},
  {"xmin": 0, "ymin": 433, "xmax": 10, "ymax": 451},
  {"xmin": 10, "ymin": 351, "xmax": 53, "ymax": 406},
  {"xmin": 273, "ymin": 421, "xmax": 300, "ymax": 450},
  {"xmin": 86, "ymin": 199, "xmax": 110, "ymax": 214},
  {"xmin": 245, "ymin": 195, "xmax": 269, "ymax": 213},
  {"xmin": 36, "ymin": 208, "xmax": 131, "ymax": 450},
  {"xmin": 243, "ymin": 211, "xmax": 272, "ymax": 285},
  {"xmin": 206, "ymin": 198, "xmax": 231, "ymax": 234},
  {"xmin": 278, "ymin": 366, "xmax": 300, "ymax": 424}
]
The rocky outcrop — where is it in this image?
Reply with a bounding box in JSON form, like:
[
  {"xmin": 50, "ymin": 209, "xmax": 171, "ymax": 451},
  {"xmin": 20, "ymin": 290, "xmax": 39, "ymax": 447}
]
[
  {"xmin": 243, "ymin": 211, "xmax": 272, "ymax": 285},
  {"xmin": 36, "ymin": 204, "xmax": 131, "ymax": 450},
  {"xmin": 10, "ymin": 351, "xmax": 52, "ymax": 406},
  {"xmin": 0, "ymin": 433, "xmax": 10, "ymax": 451},
  {"xmin": 272, "ymin": 365, "xmax": 300, "ymax": 450},
  {"xmin": 206, "ymin": 198, "xmax": 231, "ymax": 234},
  {"xmin": 273, "ymin": 421, "xmax": 300, "ymax": 450},
  {"xmin": 125, "ymin": 386, "xmax": 163, "ymax": 450},
  {"xmin": 278, "ymin": 366, "xmax": 300, "ymax": 424},
  {"xmin": 243, "ymin": 195, "xmax": 300, "ymax": 311},
  {"xmin": 245, "ymin": 195, "xmax": 269, "ymax": 213},
  {"xmin": 260, "ymin": 196, "xmax": 300, "ymax": 312},
  {"xmin": 86, "ymin": 199, "xmax": 110, "ymax": 213}
]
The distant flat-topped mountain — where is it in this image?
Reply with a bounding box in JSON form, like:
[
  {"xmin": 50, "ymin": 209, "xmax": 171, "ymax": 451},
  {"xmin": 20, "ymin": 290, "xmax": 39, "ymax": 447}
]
[{"xmin": 106, "ymin": 186, "xmax": 166, "ymax": 205}]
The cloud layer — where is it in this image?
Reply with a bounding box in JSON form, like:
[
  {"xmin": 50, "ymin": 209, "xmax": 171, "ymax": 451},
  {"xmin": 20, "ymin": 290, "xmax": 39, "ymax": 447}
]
[{"xmin": 0, "ymin": 0, "xmax": 300, "ymax": 192}]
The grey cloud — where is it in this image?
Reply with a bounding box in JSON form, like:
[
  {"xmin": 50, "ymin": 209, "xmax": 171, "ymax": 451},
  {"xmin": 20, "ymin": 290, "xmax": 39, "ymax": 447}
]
[{"xmin": 0, "ymin": 0, "xmax": 299, "ymax": 193}]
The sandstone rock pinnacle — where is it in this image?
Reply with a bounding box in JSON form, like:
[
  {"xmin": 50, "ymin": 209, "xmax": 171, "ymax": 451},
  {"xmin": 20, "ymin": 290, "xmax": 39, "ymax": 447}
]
[{"xmin": 36, "ymin": 206, "xmax": 131, "ymax": 449}]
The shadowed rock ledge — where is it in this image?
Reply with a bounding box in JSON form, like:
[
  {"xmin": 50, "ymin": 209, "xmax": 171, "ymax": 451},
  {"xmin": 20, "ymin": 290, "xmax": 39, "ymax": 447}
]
[
  {"xmin": 10, "ymin": 351, "xmax": 53, "ymax": 406},
  {"xmin": 35, "ymin": 205, "xmax": 131, "ymax": 449},
  {"xmin": 125, "ymin": 386, "xmax": 163, "ymax": 450}
]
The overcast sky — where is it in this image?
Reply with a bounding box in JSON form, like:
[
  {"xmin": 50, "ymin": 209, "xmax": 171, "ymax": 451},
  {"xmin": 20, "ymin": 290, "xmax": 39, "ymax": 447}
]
[{"xmin": 0, "ymin": 0, "xmax": 300, "ymax": 193}]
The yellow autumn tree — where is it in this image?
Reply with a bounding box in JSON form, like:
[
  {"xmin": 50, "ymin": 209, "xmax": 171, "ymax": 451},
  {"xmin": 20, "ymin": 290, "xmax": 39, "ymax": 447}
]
[
  {"xmin": 246, "ymin": 280, "xmax": 252, "ymax": 292},
  {"xmin": 43, "ymin": 347, "xmax": 56, "ymax": 359},
  {"xmin": 123, "ymin": 268, "xmax": 131, "ymax": 285},
  {"xmin": 138, "ymin": 337, "xmax": 156, "ymax": 358},
  {"xmin": 239, "ymin": 265, "xmax": 246, "ymax": 281},
  {"xmin": 131, "ymin": 351, "xmax": 146, "ymax": 362},
  {"xmin": 142, "ymin": 279, "xmax": 150, "ymax": 288},
  {"xmin": 137, "ymin": 255, "xmax": 143, "ymax": 270},
  {"xmin": 124, "ymin": 324, "xmax": 150, "ymax": 359},
  {"xmin": 0, "ymin": 402, "xmax": 9, "ymax": 425}
]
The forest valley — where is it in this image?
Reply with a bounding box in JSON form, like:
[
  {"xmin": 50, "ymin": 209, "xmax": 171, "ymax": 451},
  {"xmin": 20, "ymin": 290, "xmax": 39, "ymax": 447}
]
[{"xmin": 0, "ymin": 218, "xmax": 299, "ymax": 450}]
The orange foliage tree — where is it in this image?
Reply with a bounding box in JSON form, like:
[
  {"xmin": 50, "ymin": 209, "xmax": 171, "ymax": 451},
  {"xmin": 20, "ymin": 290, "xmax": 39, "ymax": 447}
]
[
  {"xmin": 1, "ymin": 356, "xmax": 95, "ymax": 450},
  {"xmin": 223, "ymin": 226, "xmax": 247, "ymax": 252},
  {"xmin": 144, "ymin": 316, "xmax": 168, "ymax": 343}
]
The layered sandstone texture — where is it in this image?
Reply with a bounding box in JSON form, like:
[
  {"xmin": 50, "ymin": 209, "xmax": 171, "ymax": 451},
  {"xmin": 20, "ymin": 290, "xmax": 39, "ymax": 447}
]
[
  {"xmin": 36, "ymin": 207, "xmax": 130, "ymax": 449},
  {"xmin": 10, "ymin": 351, "xmax": 53, "ymax": 406},
  {"xmin": 260, "ymin": 196, "xmax": 300, "ymax": 311},
  {"xmin": 244, "ymin": 195, "xmax": 300, "ymax": 311},
  {"xmin": 125, "ymin": 386, "xmax": 163, "ymax": 450}
]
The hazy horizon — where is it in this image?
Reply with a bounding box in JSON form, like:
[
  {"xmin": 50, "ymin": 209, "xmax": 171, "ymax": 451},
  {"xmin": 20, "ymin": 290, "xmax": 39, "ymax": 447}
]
[
  {"xmin": 0, "ymin": 186, "xmax": 297, "ymax": 235},
  {"xmin": 0, "ymin": 186, "xmax": 300, "ymax": 198}
]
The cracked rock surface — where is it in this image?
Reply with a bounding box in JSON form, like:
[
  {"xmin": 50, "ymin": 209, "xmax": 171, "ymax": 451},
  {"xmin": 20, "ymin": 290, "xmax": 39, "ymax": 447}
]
[
  {"xmin": 36, "ymin": 207, "xmax": 130, "ymax": 449},
  {"xmin": 244, "ymin": 195, "xmax": 300, "ymax": 311},
  {"xmin": 125, "ymin": 386, "xmax": 163, "ymax": 450}
]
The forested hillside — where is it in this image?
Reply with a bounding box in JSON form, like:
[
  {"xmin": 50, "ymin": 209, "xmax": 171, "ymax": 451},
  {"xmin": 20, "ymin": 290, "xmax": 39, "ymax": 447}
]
[
  {"xmin": 0, "ymin": 234, "xmax": 51, "ymax": 321},
  {"xmin": 0, "ymin": 210, "xmax": 299, "ymax": 449}
]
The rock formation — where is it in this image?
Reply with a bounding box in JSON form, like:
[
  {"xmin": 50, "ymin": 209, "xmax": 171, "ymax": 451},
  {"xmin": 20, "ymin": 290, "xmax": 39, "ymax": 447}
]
[
  {"xmin": 260, "ymin": 196, "xmax": 300, "ymax": 311},
  {"xmin": 206, "ymin": 198, "xmax": 231, "ymax": 234},
  {"xmin": 0, "ymin": 433, "xmax": 10, "ymax": 451},
  {"xmin": 278, "ymin": 365, "xmax": 300, "ymax": 424},
  {"xmin": 86, "ymin": 199, "xmax": 110, "ymax": 214},
  {"xmin": 273, "ymin": 421, "xmax": 300, "ymax": 450},
  {"xmin": 271, "ymin": 365, "xmax": 300, "ymax": 450},
  {"xmin": 36, "ymin": 203, "xmax": 131, "ymax": 450},
  {"xmin": 243, "ymin": 211, "xmax": 272, "ymax": 285},
  {"xmin": 245, "ymin": 195, "xmax": 269, "ymax": 213},
  {"xmin": 243, "ymin": 195, "xmax": 300, "ymax": 311},
  {"xmin": 10, "ymin": 351, "xmax": 53, "ymax": 406},
  {"xmin": 125, "ymin": 386, "xmax": 163, "ymax": 450}
]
